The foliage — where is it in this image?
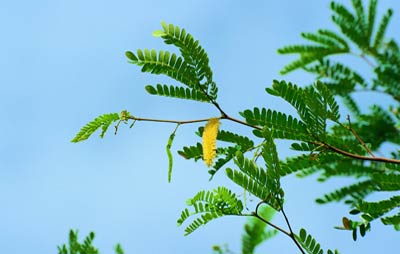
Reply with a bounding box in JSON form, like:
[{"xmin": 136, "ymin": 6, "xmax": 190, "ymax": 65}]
[
  {"xmin": 71, "ymin": 0, "xmax": 400, "ymax": 253},
  {"xmin": 71, "ymin": 113, "xmax": 121, "ymax": 142},
  {"xmin": 58, "ymin": 230, "xmax": 124, "ymax": 254},
  {"xmin": 277, "ymin": 0, "xmax": 400, "ymax": 239},
  {"xmin": 241, "ymin": 206, "xmax": 278, "ymax": 254},
  {"xmin": 177, "ymin": 186, "xmax": 243, "ymax": 235},
  {"xmin": 296, "ymin": 228, "xmax": 339, "ymax": 254}
]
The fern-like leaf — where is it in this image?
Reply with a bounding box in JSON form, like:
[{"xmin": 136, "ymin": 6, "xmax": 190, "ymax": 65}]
[
  {"xmin": 372, "ymin": 8, "xmax": 393, "ymax": 49},
  {"xmin": 266, "ymin": 80, "xmax": 340, "ymax": 137},
  {"xmin": 296, "ymin": 228, "xmax": 334, "ymax": 254},
  {"xmin": 226, "ymin": 150, "xmax": 282, "ymax": 210},
  {"xmin": 278, "ymin": 27, "xmax": 349, "ymax": 74},
  {"xmin": 241, "ymin": 205, "xmax": 277, "ymax": 254},
  {"xmin": 178, "ymin": 142, "xmax": 203, "ymax": 161},
  {"xmin": 145, "ymin": 84, "xmax": 210, "ymax": 102},
  {"xmin": 177, "ymin": 187, "xmax": 243, "ymax": 235},
  {"xmin": 381, "ymin": 213, "xmax": 400, "ymax": 228},
  {"xmin": 71, "ymin": 113, "xmax": 120, "ymax": 143},
  {"xmin": 316, "ymin": 180, "xmax": 375, "ymax": 204},
  {"xmin": 357, "ymin": 195, "xmax": 400, "ymax": 222},
  {"xmin": 153, "ymin": 22, "xmax": 215, "ymax": 97},
  {"xmin": 240, "ymin": 108, "xmax": 309, "ymax": 141},
  {"xmin": 126, "ymin": 49, "xmax": 199, "ymax": 89}
]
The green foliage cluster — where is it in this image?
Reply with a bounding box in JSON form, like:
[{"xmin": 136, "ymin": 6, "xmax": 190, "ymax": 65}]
[
  {"xmin": 58, "ymin": 230, "xmax": 124, "ymax": 254},
  {"xmin": 296, "ymin": 228, "xmax": 339, "ymax": 254},
  {"xmin": 276, "ymin": 0, "xmax": 400, "ymax": 240},
  {"xmin": 177, "ymin": 186, "xmax": 243, "ymax": 235},
  {"xmin": 240, "ymin": 206, "xmax": 278, "ymax": 254},
  {"xmin": 69, "ymin": 0, "xmax": 400, "ymax": 253}
]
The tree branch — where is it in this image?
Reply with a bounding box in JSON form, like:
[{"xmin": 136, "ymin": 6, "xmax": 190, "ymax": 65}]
[
  {"xmin": 127, "ymin": 115, "xmax": 211, "ymax": 125},
  {"xmin": 281, "ymin": 208, "xmax": 305, "ymax": 254},
  {"xmin": 346, "ymin": 115, "xmax": 375, "ymax": 157},
  {"xmin": 317, "ymin": 141, "xmax": 400, "ymax": 164},
  {"xmin": 126, "ymin": 114, "xmax": 400, "ymax": 165},
  {"xmin": 253, "ymin": 202, "xmax": 305, "ymax": 254},
  {"xmin": 253, "ymin": 202, "xmax": 290, "ymax": 237}
]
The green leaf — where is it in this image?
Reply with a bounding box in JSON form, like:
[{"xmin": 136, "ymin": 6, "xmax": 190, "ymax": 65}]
[
  {"xmin": 152, "ymin": 29, "xmax": 166, "ymax": 37},
  {"xmin": 331, "ymin": 1, "xmax": 368, "ymax": 50},
  {"xmin": 58, "ymin": 230, "xmax": 100, "ymax": 254},
  {"xmin": 240, "ymin": 107, "xmax": 309, "ymax": 141},
  {"xmin": 145, "ymin": 84, "xmax": 210, "ymax": 102},
  {"xmin": 241, "ymin": 205, "xmax": 278, "ymax": 254},
  {"xmin": 366, "ymin": 0, "xmax": 377, "ymax": 43},
  {"xmin": 177, "ymin": 187, "xmax": 243, "ymax": 235},
  {"xmin": 278, "ymin": 28, "xmax": 349, "ymax": 74},
  {"xmin": 357, "ymin": 196, "xmax": 400, "ymax": 221},
  {"xmin": 226, "ymin": 150, "xmax": 282, "ymax": 210},
  {"xmin": 178, "ymin": 143, "xmax": 203, "ymax": 161},
  {"xmin": 381, "ymin": 213, "xmax": 400, "ymax": 227},
  {"xmin": 156, "ymin": 21, "xmax": 215, "ymax": 92},
  {"xmin": 373, "ymin": 8, "xmax": 393, "ymax": 49},
  {"xmin": 373, "ymin": 173, "xmax": 400, "ymax": 191},
  {"xmin": 295, "ymin": 228, "xmax": 328, "ymax": 254},
  {"xmin": 125, "ymin": 51, "xmax": 138, "ymax": 61},
  {"xmin": 114, "ymin": 243, "xmax": 124, "ymax": 254},
  {"xmin": 71, "ymin": 113, "xmax": 120, "ymax": 143},
  {"xmin": 127, "ymin": 49, "xmax": 199, "ymax": 89},
  {"xmin": 316, "ymin": 180, "xmax": 375, "ymax": 204},
  {"xmin": 226, "ymin": 168, "xmax": 270, "ymax": 207},
  {"xmin": 267, "ymin": 80, "xmax": 340, "ymax": 137}
]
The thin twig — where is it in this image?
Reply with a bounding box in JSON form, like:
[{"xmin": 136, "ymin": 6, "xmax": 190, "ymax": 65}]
[
  {"xmin": 252, "ymin": 212, "xmax": 291, "ymax": 236},
  {"xmin": 225, "ymin": 115, "xmax": 262, "ymax": 130},
  {"xmin": 127, "ymin": 114, "xmax": 400, "ymax": 165},
  {"xmin": 196, "ymin": 83, "xmax": 228, "ymax": 117},
  {"xmin": 253, "ymin": 202, "xmax": 305, "ymax": 254},
  {"xmin": 350, "ymin": 52, "xmax": 376, "ymax": 68},
  {"xmin": 281, "ymin": 208, "xmax": 305, "ymax": 254},
  {"xmin": 346, "ymin": 115, "xmax": 375, "ymax": 157},
  {"xmin": 253, "ymin": 202, "xmax": 291, "ymax": 237},
  {"xmin": 127, "ymin": 116, "xmax": 211, "ymax": 124},
  {"xmin": 317, "ymin": 141, "xmax": 400, "ymax": 164},
  {"xmin": 360, "ymin": 54, "xmax": 376, "ymax": 69}
]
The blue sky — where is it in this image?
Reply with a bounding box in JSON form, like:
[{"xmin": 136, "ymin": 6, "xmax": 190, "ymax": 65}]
[{"xmin": 1, "ymin": 0, "xmax": 400, "ymax": 253}]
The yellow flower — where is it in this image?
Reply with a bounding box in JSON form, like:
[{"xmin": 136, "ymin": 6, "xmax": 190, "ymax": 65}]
[{"xmin": 202, "ymin": 118, "xmax": 220, "ymax": 167}]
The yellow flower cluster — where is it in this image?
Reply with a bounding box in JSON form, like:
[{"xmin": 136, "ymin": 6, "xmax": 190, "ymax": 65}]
[{"xmin": 202, "ymin": 118, "xmax": 220, "ymax": 167}]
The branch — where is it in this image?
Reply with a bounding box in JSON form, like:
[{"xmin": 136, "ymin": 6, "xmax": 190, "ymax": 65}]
[
  {"xmin": 253, "ymin": 202, "xmax": 305, "ymax": 254},
  {"xmin": 317, "ymin": 141, "xmax": 400, "ymax": 164},
  {"xmin": 281, "ymin": 208, "xmax": 305, "ymax": 254},
  {"xmin": 127, "ymin": 115, "xmax": 211, "ymax": 125},
  {"xmin": 126, "ymin": 114, "xmax": 400, "ymax": 164},
  {"xmin": 253, "ymin": 202, "xmax": 290, "ymax": 237},
  {"xmin": 350, "ymin": 52, "xmax": 376, "ymax": 68},
  {"xmin": 360, "ymin": 54, "xmax": 376, "ymax": 68},
  {"xmin": 346, "ymin": 115, "xmax": 375, "ymax": 157},
  {"xmin": 127, "ymin": 114, "xmax": 262, "ymax": 130}
]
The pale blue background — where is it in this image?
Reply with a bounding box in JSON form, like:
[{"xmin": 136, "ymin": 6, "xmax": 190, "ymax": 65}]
[{"xmin": 1, "ymin": 0, "xmax": 399, "ymax": 253}]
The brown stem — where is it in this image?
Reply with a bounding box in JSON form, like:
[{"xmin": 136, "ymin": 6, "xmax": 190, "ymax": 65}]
[
  {"xmin": 360, "ymin": 54, "xmax": 376, "ymax": 68},
  {"xmin": 224, "ymin": 115, "xmax": 262, "ymax": 130},
  {"xmin": 127, "ymin": 116, "xmax": 211, "ymax": 124},
  {"xmin": 127, "ymin": 114, "xmax": 400, "ymax": 165},
  {"xmin": 253, "ymin": 202, "xmax": 291, "ymax": 237},
  {"xmin": 317, "ymin": 141, "xmax": 400, "ymax": 164},
  {"xmin": 346, "ymin": 115, "xmax": 375, "ymax": 157},
  {"xmin": 281, "ymin": 208, "xmax": 305, "ymax": 254},
  {"xmin": 253, "ymin": 202, "xmax": 305, "ymax": 254}
]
